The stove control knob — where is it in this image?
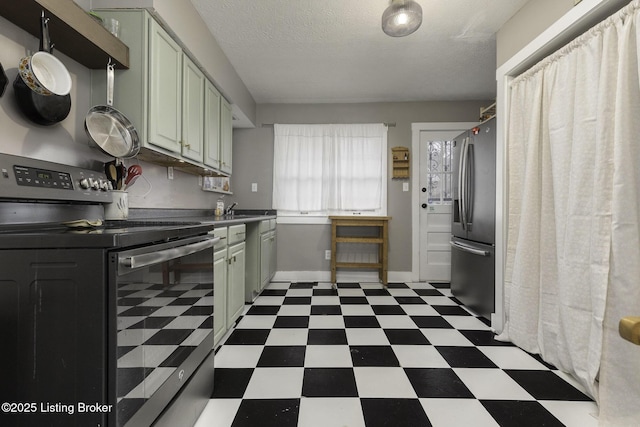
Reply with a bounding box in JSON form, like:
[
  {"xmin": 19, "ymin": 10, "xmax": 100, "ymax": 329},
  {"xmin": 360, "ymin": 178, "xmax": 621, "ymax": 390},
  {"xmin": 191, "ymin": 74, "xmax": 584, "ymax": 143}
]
[
  {"xmin": 99, "ymin": 180, "xmax": 109, "ymax": 191},
  {"xmin": 89, "ymin": 178, "xmax": 100, "ymax": 190},
  {"xmin": 80, "ymin": 178, "xmax": 90, "ymax": 189}
]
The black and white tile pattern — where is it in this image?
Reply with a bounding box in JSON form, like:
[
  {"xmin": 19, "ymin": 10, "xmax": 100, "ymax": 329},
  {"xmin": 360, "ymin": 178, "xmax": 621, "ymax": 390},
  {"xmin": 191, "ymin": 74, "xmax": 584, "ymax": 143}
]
[{"xmin": 195, "ymin": 282, "xmax": 598, "ymax": 427}]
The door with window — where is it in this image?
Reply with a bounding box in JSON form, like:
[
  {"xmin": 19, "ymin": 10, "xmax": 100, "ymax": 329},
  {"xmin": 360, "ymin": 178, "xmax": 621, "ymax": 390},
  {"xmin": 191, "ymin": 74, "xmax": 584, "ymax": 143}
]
[{"xmin": 419, "ymin": 130, "xmax": 461, "ymax": 282}]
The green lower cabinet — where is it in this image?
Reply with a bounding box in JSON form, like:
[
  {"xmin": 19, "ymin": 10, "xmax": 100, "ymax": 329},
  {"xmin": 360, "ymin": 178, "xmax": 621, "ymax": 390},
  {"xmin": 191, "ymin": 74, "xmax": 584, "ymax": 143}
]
[
  {"xmin": 227, "ymin": 241, "xmax": 246, "ymax": 327},
  {"xmin": 213, "ymin": 247, "xmax": 228, "ymax": 346}
]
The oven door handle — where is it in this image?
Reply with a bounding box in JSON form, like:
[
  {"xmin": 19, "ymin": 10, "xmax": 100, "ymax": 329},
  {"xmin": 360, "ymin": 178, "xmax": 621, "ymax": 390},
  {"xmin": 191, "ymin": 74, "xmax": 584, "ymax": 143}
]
[{"xmin": 119, "ymin": 236, "xmax": 220, "ymax": 269}]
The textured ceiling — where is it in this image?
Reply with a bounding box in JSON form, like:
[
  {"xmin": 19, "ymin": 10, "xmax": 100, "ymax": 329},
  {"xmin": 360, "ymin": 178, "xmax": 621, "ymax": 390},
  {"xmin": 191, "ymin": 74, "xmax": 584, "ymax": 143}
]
[{"xmin": 190, "ymin": 0, "xmax": 528, "ymax": 104}]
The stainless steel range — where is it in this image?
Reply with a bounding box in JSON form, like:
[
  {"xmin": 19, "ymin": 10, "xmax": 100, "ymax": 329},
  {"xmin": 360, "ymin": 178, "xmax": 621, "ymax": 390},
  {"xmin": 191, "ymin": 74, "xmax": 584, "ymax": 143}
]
[{"xmin": 0, "ymin": 154, "xmax": 217, "ymax": 427}]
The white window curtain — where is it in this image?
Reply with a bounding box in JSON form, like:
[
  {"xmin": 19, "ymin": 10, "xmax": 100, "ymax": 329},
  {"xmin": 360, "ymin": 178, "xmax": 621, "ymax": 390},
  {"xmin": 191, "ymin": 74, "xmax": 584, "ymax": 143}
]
[
  {"xmin": 501, "ymin": 1, "xmax": 640, "ymax": 424},
  {"xmin": 272, "ymin": 123, "xmax": 387, "ymax": 214}
]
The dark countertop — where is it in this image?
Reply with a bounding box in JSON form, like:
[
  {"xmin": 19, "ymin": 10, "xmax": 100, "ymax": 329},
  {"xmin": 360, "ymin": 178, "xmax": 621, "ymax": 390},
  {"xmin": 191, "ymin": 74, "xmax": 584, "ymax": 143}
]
[
  {"xmin": 0, "ymin": 207, "xmax": 276, "ymax": 249},
  {"xmin": 128, "ymin": 208, "xmax": 277, "ymax": 227},
  {"xmin": 171, "ymin": 214, "xmax": 277, "ymax": 227}
]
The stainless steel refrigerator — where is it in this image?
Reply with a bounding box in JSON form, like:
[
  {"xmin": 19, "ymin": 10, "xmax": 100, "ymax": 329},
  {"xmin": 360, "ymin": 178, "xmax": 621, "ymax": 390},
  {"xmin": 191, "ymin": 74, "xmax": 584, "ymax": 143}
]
[{"xmin": 450, "ymin": 117, "xmax": 496, "ymax": 320}]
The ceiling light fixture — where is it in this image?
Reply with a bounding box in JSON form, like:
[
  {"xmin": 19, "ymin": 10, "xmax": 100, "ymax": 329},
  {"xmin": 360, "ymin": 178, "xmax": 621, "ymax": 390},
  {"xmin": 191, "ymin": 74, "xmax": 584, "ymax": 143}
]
[{"xmin": 382, "ymin": 0, "xmax": 423, "ymax": 37}]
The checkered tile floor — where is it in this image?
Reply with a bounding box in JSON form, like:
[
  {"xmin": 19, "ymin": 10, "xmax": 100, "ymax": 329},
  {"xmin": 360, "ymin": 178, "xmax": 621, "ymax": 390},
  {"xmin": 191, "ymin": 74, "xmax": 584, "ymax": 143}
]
[{"xmin": 194, "ymin": 282, "xmax": 599, "ymax": 427}]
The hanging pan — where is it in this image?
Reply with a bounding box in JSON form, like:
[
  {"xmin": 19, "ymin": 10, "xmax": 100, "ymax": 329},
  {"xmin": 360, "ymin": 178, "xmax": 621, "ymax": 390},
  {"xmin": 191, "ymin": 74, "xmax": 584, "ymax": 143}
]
[
  {"xmin": 85, "ymin": 60, "xmax": 140, "ymax": 159},
  {"xmin": 13, "ymin": 12, "xmax": 71, "ymax": 126}
]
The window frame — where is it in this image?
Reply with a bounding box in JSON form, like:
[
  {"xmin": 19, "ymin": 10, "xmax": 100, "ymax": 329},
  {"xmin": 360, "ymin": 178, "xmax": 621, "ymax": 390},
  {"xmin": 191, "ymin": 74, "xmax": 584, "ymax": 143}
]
[{"xmin": 274, "ymin": 124, "xmax": 388, "ymax": 225}]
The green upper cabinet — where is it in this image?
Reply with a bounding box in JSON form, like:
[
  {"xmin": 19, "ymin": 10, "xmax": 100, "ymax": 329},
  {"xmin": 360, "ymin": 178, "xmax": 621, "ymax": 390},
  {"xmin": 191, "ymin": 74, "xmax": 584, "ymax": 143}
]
[
  {"xmin": 148, "ymin": 18, "xmax": 182, "ymax": 154},
  {"xmin": 91, "ymin": 9, "xmax": 233, "ymax": 178},
  {"xmin": 204, "ymin": 80, "xmax": 222, "ymax": 170},
  {"xmin": 182, "ymin": 55, "xmax": 205, "ymax": 162},
  {"xmin": 220, "ymin": 97, "xmax": 233, "ymax": 175}
]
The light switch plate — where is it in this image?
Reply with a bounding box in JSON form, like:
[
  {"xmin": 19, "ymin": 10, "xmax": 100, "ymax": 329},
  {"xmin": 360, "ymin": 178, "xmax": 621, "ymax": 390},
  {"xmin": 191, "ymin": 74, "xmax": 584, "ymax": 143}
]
[
  {"xmin": 403, "ymin": 182, "xmax": 409, "ymax": 192},
  {"xmin": 251, "ymin": 183, "xmax": 258, "ymax": 192},
  {"xmin": 167, "ymin": 166, "xmax": 174, "ymax": 180}
]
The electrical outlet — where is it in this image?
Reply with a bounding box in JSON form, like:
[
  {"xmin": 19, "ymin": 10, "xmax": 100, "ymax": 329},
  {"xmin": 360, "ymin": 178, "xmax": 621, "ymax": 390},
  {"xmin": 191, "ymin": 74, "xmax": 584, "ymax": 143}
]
[
  {"xmin": 403, "ymin": 182, "xmax": 409, "ymax": 192},
  {"xmin": 251, "ymin": 182, "xmax": 258, "ymax": 192},
  {"xmin": 167, "ymin": 166, "xmax": 174, "ymax": 180},
  {"xmin": 325, "ymin": 250, "xmax": 331, "ymax": 260}
]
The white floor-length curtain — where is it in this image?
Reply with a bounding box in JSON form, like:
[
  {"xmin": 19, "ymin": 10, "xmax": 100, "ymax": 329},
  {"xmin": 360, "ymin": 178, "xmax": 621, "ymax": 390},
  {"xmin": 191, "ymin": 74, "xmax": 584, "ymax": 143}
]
[
  {"xmin": 501, "ymin": 1, "xmax": 640, "ymax": 424},
  {"xmin": 272, "ymin": 124, "xmax": 386, "ymax": 212}
]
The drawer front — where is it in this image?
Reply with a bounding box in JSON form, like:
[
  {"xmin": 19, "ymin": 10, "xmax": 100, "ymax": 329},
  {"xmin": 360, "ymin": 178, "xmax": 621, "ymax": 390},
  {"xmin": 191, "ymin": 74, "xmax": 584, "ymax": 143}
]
[
  {"xmin": 228, "ymin": 224, "xmax": 246, "ymax": 245},
  {"xmin": 269, "ymin": 219, "xmax": 276, "ymax": 230},
  {"xmin": 259, "ymin": 219, "xmax": 270, "ymax": 234},
  {"xmin": 211, "ymin": 227, "xmax": 228, "ymax": 250}
]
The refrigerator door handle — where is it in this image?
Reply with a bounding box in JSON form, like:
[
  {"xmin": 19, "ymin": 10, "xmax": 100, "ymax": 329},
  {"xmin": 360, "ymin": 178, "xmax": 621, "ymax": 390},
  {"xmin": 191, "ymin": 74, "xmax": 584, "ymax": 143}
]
[
  {"xmin": 465, "ymin": 143, "xmax": 474, "ymax": 231},
  {"xmin": 458, "ymin": 137, "xmax": 468, "ymax": 230},
  {"xmin": 457, "ymin": 137, "xmax": 464, "ymax": 229},
  {"xmin": 450, "ymin": 240, "xmax": 490, "ymax": 257}
]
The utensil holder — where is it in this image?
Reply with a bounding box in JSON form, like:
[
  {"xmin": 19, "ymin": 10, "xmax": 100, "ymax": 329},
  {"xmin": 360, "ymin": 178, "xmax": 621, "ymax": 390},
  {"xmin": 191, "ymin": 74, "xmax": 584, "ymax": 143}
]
[{"xmin": 104, "ymin": 190, "xmax": 128, "ymax": 220}]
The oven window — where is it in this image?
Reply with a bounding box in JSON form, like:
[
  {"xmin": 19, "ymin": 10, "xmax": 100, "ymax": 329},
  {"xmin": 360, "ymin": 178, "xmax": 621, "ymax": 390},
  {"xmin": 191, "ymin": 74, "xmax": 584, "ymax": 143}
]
[{"xmin": 113, "ymin": 242, "xmax": 214, "ymax": 426}]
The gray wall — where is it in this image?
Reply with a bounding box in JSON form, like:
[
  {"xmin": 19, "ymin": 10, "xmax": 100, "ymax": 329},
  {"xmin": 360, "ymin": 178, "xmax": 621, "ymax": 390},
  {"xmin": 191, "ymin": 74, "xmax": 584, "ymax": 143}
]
[
  {"xmin": 496, "ymin": 0, "xmax": 575, "ymax": 67},
  {"xmin": 230, "ymin": 101, "xmax": 490, "ymax": 273},
  {"xmin": 496, "ymin": 0, "xmax": 630, "ymax": 67}
]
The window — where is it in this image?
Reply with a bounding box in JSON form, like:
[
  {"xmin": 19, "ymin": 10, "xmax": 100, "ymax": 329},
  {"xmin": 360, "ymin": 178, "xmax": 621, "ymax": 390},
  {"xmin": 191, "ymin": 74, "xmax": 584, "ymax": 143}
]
[
  {"xmin": 273, "ymin": 124, "xmax": 388, "ymax": 224},
  {"xmin": 426, "ymin": 140, "xmax": 453, "ymax": 204}
]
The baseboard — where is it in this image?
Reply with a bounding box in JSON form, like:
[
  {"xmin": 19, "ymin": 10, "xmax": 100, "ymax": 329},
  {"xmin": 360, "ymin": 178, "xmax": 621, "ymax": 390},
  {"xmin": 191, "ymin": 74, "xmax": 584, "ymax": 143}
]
[{"xmin": 271, "ymin": 271, "xmax": 414, "ymax": 283}]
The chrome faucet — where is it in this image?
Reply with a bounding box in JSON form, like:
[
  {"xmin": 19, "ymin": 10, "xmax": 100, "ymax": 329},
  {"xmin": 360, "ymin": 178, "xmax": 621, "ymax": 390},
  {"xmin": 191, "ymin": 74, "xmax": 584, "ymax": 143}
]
[{"xmin": 225, "ymin": 202, "xmax": 237, "ymax": 216}]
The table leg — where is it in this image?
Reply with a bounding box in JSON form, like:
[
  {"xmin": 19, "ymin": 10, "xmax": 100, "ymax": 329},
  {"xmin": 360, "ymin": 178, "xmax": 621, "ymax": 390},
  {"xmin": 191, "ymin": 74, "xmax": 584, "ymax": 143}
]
[
  {"xmin": 331, "ymin": 221, "xmax": 337, "ymax": 284},
  {"xmin": 381, "ymin": 221, "xmax": 388, "ymax": 285}
]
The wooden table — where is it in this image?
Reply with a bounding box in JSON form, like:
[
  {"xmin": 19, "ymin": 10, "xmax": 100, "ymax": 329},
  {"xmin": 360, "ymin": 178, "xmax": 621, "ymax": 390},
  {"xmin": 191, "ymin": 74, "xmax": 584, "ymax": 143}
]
[{"xmin": 329, "ymin": 216, "xmax": 391, "ymax": 285}]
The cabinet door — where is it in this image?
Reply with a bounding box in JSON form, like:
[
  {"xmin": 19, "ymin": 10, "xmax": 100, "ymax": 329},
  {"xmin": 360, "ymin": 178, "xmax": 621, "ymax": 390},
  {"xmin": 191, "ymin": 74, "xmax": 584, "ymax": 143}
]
[
  {"xmin": 148, "ymin": 18, "xmax": 182, "ymax": 153},
  {"xmin": 213, "ymin": 248, "xmax": 227, "ymax": 346},
  {"xmin": 260, "ymin": 232, "xmax": 270, "ymax": 289},
  {"xmin": 227, "ymin": 242, "xmax": 245, "ymax": 326},
  {"xmin": 204, "ymin": 80, "xmax": 221, "ymax": 169},
  {"xmin": 220, "ymin": 97, "xmax": 233, "ymax": 174},
  {"xmin": 182, "ymin": 55, "xmax": 205, "ymax": 162},
  {"xmin": 269, "ymin": 230, "xmax": 277, "ymax": 282}
]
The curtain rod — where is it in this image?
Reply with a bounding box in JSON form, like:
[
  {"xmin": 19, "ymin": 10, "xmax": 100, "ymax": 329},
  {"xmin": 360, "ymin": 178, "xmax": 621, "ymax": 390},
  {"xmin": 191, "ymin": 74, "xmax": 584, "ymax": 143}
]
[{"xmin": 261, "ymin": 122, "xmax": 396, "ymax": 128}]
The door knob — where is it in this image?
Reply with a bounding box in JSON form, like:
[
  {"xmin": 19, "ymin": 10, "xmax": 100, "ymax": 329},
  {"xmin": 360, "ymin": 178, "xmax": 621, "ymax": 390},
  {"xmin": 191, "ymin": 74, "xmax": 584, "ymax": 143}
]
[
  {"xmin": 421, "ymin": 203, "xmax": 427, "ymax": 209},
  {"xmin": 619, "ymin": 317, "xmax": 640, "ymax": 345},
  {"xmin": 421, "ymin": 187, "xmax": 427, "ymax": 192}
]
